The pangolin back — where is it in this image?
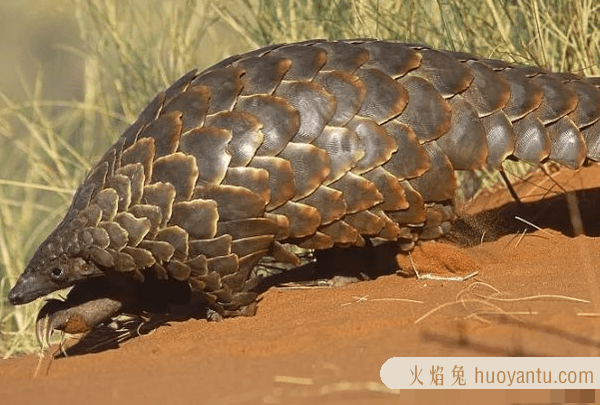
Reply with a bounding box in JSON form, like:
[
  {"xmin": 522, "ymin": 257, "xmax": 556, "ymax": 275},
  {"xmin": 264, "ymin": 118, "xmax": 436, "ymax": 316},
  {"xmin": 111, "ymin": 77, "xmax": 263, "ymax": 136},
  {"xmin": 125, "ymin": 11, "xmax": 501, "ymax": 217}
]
[{"xmin": 9, "ymin": 39, "xmax": 600, "ymax": 321}]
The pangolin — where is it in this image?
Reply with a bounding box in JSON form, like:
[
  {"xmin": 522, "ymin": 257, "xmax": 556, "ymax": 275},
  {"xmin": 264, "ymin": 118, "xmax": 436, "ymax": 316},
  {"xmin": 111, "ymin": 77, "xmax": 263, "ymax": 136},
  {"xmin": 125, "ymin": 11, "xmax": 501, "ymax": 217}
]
[{"xmin": 7, "ymin": 39, "xmax": 600, "ymax": 344}]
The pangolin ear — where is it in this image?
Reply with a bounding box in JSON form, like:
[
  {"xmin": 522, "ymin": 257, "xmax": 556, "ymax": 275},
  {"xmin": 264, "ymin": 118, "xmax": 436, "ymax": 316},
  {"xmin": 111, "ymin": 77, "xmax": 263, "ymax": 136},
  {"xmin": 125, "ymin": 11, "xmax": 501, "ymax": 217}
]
[{"xmin": 72, "ymin": 257, "xmax": 104, "ymax": 278}]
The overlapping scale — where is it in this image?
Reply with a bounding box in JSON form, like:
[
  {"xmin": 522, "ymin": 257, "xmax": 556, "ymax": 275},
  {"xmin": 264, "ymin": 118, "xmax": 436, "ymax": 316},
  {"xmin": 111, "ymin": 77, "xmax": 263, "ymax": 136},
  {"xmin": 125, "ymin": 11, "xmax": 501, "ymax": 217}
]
[
  {"xmin": 271, "ymin": 201, "xmax": 321, "ymax": 238},
  {"xmin": 169, "ymin": 199, "xmax": 218, "ymax": 240},
  {"xmin": 142, "ymin": 182, "xmax": 176, "ymax": 226},
  {"xmin": 409, "ymin": 142, "xmax": 456, "ymax": 202},
  {"xmin": 139, "ymin": 111, "xmax": 182, "ymax": 158},
  {"xmin": 151, "ymin": 153, "xmax": 199, "ymax": 201},
  {"xmin": 179, "ymin": 127, "xmax": 232, "ymax": 184},
  {"xmin": 78, "ymin": 205, "xmax": 102, "ymax": 227},
  {"xmin": 311, "ymin": 125, "xmax": 364, "ymax": 184},
  {"xmin": 156, "ymin": 226, "xmax": 189, "ymax": 261},
  {"xmin": 343, "ymin": 210, "xmax": 385, "ymax": 235},
  {"xmin": 236, "ymin": 95, "xmax": 300, "ymax": 156},
  {"xmin": 264, "ymin": 213, "xmax": 290, "ymax": 240},
  {"xmin": 330, "ymin": 172, "xmax": 383, "ymax": 214},
  {"xmin": 396, "ymin": 76, "xmax": 452, "ymax": 142},
  {"xmin": 275, "ymin": 81, "xmax": 336, "ymax": 143},
  {"xmin": 361, "ymin": 41, "xmax": 422, "ymax": 78},
  {"xmin": 121, "ymin": 91, "xmax": 164, "ymax": 149},
  {"xmin": 189, "ymin": 234, "xmax": 232, "ymax": 258},
  {"xmin": 387, "ymin": 181, "xmax": 425, "ymax": 225},
  {"xmin": 362, "ymin": 167, "xmax": 408, "ymax": 211},
  {"xmin": 106, "ymin": 175, "xmax": 131, "ymax": 212},
  {"xmin": 408, "ymin": 48, "xmax": 474, "ymax": 97},
  {"xmin": 314, "ymin": 71, "xmax": 366, "ymax": 126},
  {"xmin": 532, "ymin": 74, "xmax": 578, "ymax": 124},
  {"xmin": 270, "ymin": 44, "xmax": 327, "ymax": 80},
  {"xmin": 94, "ymin": 188, "xmax": 119, "ymax": 221},
  {"xmin": 296, "ymin": 232, "xmax": 334, "ymax": 249},
  {"xmin": 114, "ymin": 212, "xmax": 151, "ymax": 247},
  {"xmin": 129, "ymin": 204, "xmax": 162, "ymax": 236},
  {"xmin": 116, "ymin": 163, "xmax": 145, "ymax": 205},
  {"xmin": 249, "ymin": 156, "xmax": 295, "ymax": 210},
  {"xmin": 435, "ymin": 95, "xmax": 488, "ymax": 170},
  {"xmin": 138, "ymin": 240, "xmax": 175, "ymax": 263},
  {"xmin": 166, "ymin": 260, "xmax": 191, "ymax": 281},
  {"xmin": 460, "ymin": 60, "xmax": 510, "ymax": 116},
  {"xmin": 216, "ymin": 218, "xmax": 278, "ymax": 240},
  {"xmin": 567, "ymin": 80, "xmax": 600, "ymax": 127},
  {"xmin": 371, "ymin": 208, "xmax": 401, "ymax": 240},
  {"xmin": 207, "ymin": 254, "xmax": 238, "ymax": 276},
  {"xmin": 190, "ymin": 67, "xmax": 244, "ymax": 113},
  {"xmin": 82, "ymin": 162, "xmax": 109, "ymax": 202},
  {"xmin": 163, "ymin": 69, "xmax": 197, "ymax": 101},
  {"xmin": 235, "ymin": 55, "xmax": 291, "ymax": 95},
  {"xmin": 346, "ymin": 116, "xmax": 398, "ymax": 174},
  {"xmin": 231, "ymin": 235, "xmax": 274, "ymax": 258},
  {"xmin": 481, "ymin": 111, "xmax": 516, "ymax": 169},
  {"xmin": 582, "ymin": 119, "xmax": 600, "ymax": 161},
  {"xmin": 121, "ymin": 138, "xmax": 155, "ymax": 183},
  {"xmin": 193, "ymin": 184, "xmax": 266, "ymax": 222},
  {"xmin": 355, "ymin": 68, "xmax": 408, "ymax": 123},
  {"xmin": 205, "ymin": 111, "xmax": 264, "ymax": 167},
  {"xmin": 298, "ymin": 185, "xmax": 347, "ymax": 225},
  {"xmin": 320, "ymin": 220, "xmax": 362, "ymax": 246},
  {"xmin": 546, "ymin": 116, "xmax": 586, "ymax": 169},
  {"xmin": 111, "ymin": 250, "xmax": 136, "ymax": 273},
  {"xmin": 381, "ymin": 121, "xmax": 429, "ymax": 179},
  {"xmin": 163, "ymin": 85, "xmax": 210, "ymax": 132},
  {"xmin": 512, "ymin": 114, "xmax": 551, "ymax": 163},
  {"xmin": 223, "ymin": 167, "xmax": 270, "ymax": 203},
  {"xmin": 98, "ymin": 221, "xmax": 128, "ymax": 251},
  {"xmin": 122, "ymin": 246, "xmax": 156, "ymax": 269},
  {"xmin": 317, "ymin": 41, "xmax": 370, "ymax": 72},
  {"xmin": 278, "ymin": 142, "xmax": 331, "ymax": 200},
  {"xmin": 500, "ymin": 67, "xmax": 544, "ymax": 120}
]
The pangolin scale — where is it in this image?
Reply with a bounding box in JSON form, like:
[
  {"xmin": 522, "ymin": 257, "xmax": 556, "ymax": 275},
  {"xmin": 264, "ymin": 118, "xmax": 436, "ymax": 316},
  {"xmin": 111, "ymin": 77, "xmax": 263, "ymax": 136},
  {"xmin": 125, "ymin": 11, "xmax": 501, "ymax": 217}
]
[{"xmin": 8, "ymin": 39, "xmax": 600, "ymax": 340}]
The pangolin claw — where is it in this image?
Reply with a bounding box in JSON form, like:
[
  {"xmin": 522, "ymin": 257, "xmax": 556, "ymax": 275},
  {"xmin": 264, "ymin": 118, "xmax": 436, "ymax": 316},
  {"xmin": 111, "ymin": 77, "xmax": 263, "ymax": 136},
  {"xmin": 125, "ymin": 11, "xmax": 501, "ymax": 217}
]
[{"xmin": 35, "ymin": 310, "xmax": 52, "ymax": 349}]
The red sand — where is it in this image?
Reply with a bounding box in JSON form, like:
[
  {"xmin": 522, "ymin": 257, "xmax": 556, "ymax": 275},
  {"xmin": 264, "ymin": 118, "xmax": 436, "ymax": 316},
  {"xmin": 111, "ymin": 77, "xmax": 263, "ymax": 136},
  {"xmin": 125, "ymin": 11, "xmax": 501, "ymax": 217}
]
[{"xmin": 2, "ymin": 165, "xmax": 600, "ymax": 404}]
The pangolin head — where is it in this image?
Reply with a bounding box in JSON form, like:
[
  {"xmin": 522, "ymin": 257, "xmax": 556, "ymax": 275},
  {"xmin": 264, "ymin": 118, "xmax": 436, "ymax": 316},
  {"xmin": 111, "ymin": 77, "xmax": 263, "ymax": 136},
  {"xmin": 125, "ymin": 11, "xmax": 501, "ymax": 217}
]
[
  {"xmin": 8, "ymin": 160, "xmax": 114, "ymax": 306},
  {"xmin": 8, "ymin": 217, "xmax": 105, "ymax": 305}
]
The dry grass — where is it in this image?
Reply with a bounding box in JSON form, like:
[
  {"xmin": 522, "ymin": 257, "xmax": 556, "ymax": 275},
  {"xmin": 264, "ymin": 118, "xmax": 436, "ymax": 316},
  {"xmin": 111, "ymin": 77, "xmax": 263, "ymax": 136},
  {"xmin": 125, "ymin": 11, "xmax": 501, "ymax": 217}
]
[{"xmin": 1, "ymin": 0, "xmax": 598, "ymax": 357}]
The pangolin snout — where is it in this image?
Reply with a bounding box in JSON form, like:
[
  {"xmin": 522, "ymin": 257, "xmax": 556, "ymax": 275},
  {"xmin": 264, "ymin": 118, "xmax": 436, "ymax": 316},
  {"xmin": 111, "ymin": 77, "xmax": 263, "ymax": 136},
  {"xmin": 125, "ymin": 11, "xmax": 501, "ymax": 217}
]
[
  {"xmin": 8, "ymin": 271, "xmax": 58, "ymax": 305},
  {"xmin": 8, "ymin": 277, "xmax": 33, "ymax": 305}
]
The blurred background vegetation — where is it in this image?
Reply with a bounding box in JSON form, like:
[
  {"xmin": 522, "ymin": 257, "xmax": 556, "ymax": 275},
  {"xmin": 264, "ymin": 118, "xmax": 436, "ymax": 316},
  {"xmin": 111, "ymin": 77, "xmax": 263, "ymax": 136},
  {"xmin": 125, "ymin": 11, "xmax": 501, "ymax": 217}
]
[{"xmin": 0, "ymin": 0, "xmax": 598, "ymax": 357}]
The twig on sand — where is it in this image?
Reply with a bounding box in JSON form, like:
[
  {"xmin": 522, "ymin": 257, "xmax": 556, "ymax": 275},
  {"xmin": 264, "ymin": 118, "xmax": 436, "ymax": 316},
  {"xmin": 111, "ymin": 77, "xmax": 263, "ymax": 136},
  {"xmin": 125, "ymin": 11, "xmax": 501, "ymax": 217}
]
[
  {"xmin": 273, "ymin": 375, "xmax": 314, "ymax": 385},
  {"xmin": 341, "ymin": 295, "xmax": 424, "ymax": 307},
  {"xmin": 415, "ymin": 281, "xmax": 591, "ymax": 325},
  {"xmin": 409, "ymin": 252, "xmax": 479, "ymax": 282},
  {"xmin": 514, "ymin": 216, "xmax": 553, "ymax": 236}
]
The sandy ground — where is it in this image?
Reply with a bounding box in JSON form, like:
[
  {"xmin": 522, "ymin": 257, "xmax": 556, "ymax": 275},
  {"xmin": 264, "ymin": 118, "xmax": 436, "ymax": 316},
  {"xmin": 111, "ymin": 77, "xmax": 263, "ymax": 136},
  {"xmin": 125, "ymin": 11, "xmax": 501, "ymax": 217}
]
[{"xmin": 2, "ymin": 165, "xmax": 600, "ymax": 404}]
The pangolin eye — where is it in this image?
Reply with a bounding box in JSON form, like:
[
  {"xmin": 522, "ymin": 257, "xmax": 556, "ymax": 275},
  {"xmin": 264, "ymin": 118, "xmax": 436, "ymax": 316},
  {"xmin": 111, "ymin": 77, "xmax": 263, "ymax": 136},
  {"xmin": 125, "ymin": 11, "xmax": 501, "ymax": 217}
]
[{"xmin": 50, "ymin": 267, "xmax": 66, "ymax": 280}]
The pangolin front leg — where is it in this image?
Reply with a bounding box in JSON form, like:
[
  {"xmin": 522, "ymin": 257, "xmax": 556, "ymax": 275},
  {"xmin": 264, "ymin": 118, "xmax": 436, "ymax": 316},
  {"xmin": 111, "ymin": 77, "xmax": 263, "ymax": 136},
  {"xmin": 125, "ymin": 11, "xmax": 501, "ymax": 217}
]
[
  {"xmin": 33, "ymin": 276, "xmax": 128, "ymax": 346},
  {"xmin": 36, "ymin": 297, "xmax": 122, "ymax": 347}
]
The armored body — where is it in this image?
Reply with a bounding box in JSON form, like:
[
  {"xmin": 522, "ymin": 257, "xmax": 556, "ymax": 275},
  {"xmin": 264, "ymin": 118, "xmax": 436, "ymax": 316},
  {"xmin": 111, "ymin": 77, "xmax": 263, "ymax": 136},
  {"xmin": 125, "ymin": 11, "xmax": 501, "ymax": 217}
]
[{"xmin": 8, "ymin": 39, "xmax": 600, "ymax": 341}]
